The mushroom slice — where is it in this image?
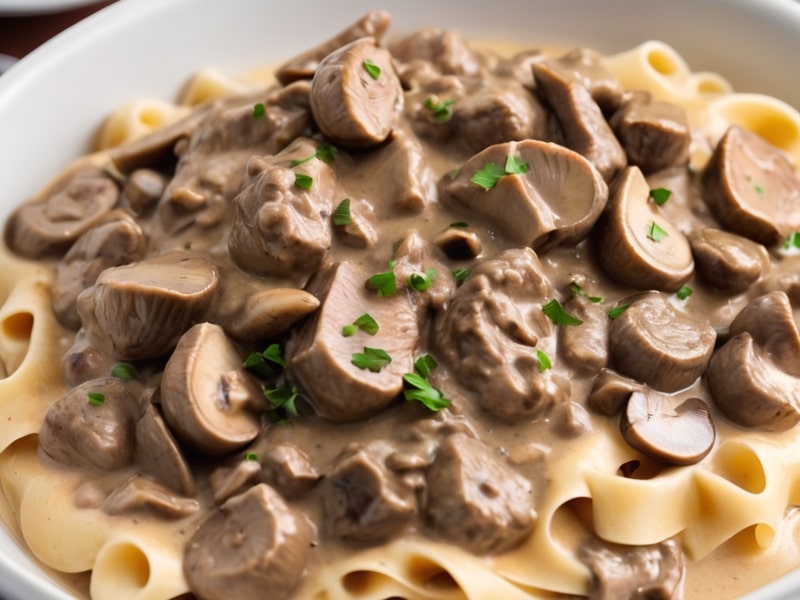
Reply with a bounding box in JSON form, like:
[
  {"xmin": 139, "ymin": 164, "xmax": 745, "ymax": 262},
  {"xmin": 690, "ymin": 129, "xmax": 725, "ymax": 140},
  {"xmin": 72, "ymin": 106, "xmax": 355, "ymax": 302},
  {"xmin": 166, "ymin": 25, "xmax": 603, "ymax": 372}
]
[
  {"xmin": 184, "ymin": 484, "xmax": 312, "ymax": 600},
  {"xmin": 102, "ymin": 475, "xmax": 199, "ymax": 519},
  {"xmin": 688, "ymin": 228, "xmax": 768, "ymax": 294},
  {"xmin": 595, "ymin": 166, "xmax": 694, "ymax": 291},
  {"xmin": 310, "ymin": 37, "xmax": 403, "ymax": 148},
  {"xmin": 76, "ymin": 251, "xmax": 219, "ymax": 361},
  {"xmin": 275, "ymin": 10, "xmax": 391, "ymax": 84},
  {"xmin": 161, "ymin": 322, "xmax": 263, "ymax": 455},
  {"xmin": 621, "ymin": 390, "xmax": 715, "ymax": 466},
  {"xmin": 587, "ymin": 368, "xmax": 642, "ymax": 416},
  {"xmin": 224, "ymin": 287, "xmax": 320, "ymax": 342},
  {"xmin": 261, "ymin": 444, "xmax": 320, "ymax": 499},
  {"xmin": 135, "ymin": 404, "xmax": 195, "ymax": 496},
  {"xmin": 609, "ymin": 293, "xmax": 716, "ymax": 393},
  {"xmin": 557, "ymin": 296, "xmax": 609, "ymax": 375},
  {"xmin": 702, "ymin": 125, "xmax": 800, "ymax": 245},
  {"xmin": 443, "ymin": 139, "xmax": 608, "ymax": 252}
]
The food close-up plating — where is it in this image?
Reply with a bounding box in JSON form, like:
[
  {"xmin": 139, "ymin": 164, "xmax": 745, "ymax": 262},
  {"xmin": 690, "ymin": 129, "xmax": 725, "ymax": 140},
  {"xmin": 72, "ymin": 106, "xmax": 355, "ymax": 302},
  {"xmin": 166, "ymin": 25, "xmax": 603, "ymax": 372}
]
[{"xmin": 2, "ymin": 3, "xmax": 800, "ymax": 600}]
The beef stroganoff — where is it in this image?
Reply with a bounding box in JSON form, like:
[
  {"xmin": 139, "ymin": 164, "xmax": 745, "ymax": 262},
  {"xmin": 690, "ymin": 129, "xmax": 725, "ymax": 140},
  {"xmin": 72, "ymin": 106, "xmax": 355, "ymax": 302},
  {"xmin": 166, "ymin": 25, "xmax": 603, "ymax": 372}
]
[{"xmin": 2, "ymin": 9, "xmax": 800, "ymax": 600}]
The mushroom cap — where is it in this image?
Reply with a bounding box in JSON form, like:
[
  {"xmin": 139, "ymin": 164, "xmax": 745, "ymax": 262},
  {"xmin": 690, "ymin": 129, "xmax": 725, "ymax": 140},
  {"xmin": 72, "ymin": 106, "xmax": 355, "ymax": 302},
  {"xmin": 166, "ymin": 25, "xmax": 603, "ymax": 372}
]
[
  {"xmin": 225, "ymin": 287, "xmax": 320, "ymax": 341},
  {"xmin": 688, "ymin": 227, "xmax": 768, "ymax": 293},
  {"xmin": 134, "ymin": 403, "xmax": 195, "ymax": 496},
  {"xmin": 595, "ymin": 166, "xmax": 694, "ymax": 291},
  {"xmin": 702, "ymin": 125, "xmax": 800, "ymax": 245},
  {"xmin": 160, "ymin": 322, "xmax": 262, "ymax": 455}
]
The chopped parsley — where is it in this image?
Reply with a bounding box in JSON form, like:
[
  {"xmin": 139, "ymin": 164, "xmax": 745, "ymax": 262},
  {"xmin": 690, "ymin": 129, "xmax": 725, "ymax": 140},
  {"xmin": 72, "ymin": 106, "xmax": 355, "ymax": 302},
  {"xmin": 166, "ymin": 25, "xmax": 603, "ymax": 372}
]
[
  {"xmin": 351, "ymin": 347, "xmax": 392, "ymax": 372},
  {"xmin": 366, "ymin": 261, "xmax": 397, "ymax": 297},
  {"xmin": 87, "ymin": 392, "xmax": 105, "ymax": 406},
  {"xmin": 784, "ymin": 231, "xmax": 800, "ymax": 250},
  {"xmin": 332, "ymin": 198, "xmax": 352, "ymax": 226},
  {"xmin": 263, "ymin": 382, "xmax": 299, "ymax": 417},
  {"xmin": 110, "ymin": 362, "xmax": 138, "ymax": 381},
  {"xmin": 608, "ymin": 304, "xmax": 630, "ymax": 320},
  {"xmin": 449, "ymin": 221, "xmax": 469, "ymax": 228},
  {"xmin": 253, "ymin": 102, "xmax": 266, "ymax": 119},
  {"xmin": 536, "ymin": 349, "xmax": 552, "ymax": 372},
  {"xmin": 402, "ymin": 372, "xmax": 450, "ymax": 411},
  {"xmin": 677, "ymin": 285, "xmax": 693, "ymax": 300},
  {"xmin": 470, "ymin": 154, "xmax": 530, "ymax": 190},
  {"xmin": 649, "ymin": 187, "xmax": 672, "ymax": 206},
  {"xmin": 408, "ymin": 268, "xmax": 437, "ymax": 292},
  {"xmin": 569, "ymin": 281, "xmax": 602, "ymax": 303},
  {"xmin": 414, "ymin": 354, "xmax": 438, "ymax": 378},
  {"xmin": 452, "ymin": 267, "xmax": 472, "ymax": 287},
  {"xmin": 290, "ymin": 143, "xmax": 338, "ymax": 167},
  {"xmin": 342, "ymin": 324, "xmax": 358, "ymax": 337},
  {"xmin": 504, "ymin": 154, "xmax": 530, "ymax": 175},
  {"xmin": 342, "ymin": 313, "xmax": 379, "ymax": 337},
  {"xmin": 363, "ymin": 58, "xmax": 381, "ymax": 80},
  {"xmin": 294, "ymin": 173, "xmax": 313, "ymax": 190},
  {"xmin": 746, "ymin": 175, "xmax": 765, "ymax": 195},
  {"xmin": 542, "ymin": 298, "xmax": 583, "ymax": 326},
  {"xmin": 423, "ymin": 97, "xmax": 456, "ymax": 122},
  {"xmin": 243, "ymin": 343, "xmax": 285, "ymax": 379},
  {"xmin": 646, "ymin": 220, "xmax": 668, "ymax": 242},
  {"xmin": 245, "ymin": 452, "xmax": 260, "ymax": 462}
]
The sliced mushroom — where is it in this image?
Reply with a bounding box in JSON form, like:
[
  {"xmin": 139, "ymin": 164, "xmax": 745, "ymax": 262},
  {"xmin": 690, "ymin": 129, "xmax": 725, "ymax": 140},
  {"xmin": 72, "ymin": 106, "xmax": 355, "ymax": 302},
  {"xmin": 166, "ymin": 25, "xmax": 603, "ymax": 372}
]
[
  {"xmin": 424, "ymin": 433, "xmax": 535, "ymax": 554},
  {"xmin": 39, "ymin": 377, "xmax": 139, "ymax": 471},
  {"xmin": 222, "ymin": 287, "xmax": 320, "ymax": 342},
  {"xmin": 332, "ymin": 196, "xmax": 378, "ymax": 248},
  {"xmin": 621, "ymin": 390, "xmax": 715, "ymax": 466},
  {"xmin": 609, "ymin": 293, "xmax": 716, "ymax": 392},
  {"xmin": 689, "ymin": 227, "xmax": 769, "ymax": 294},
  {"xmin": 52, "ymin": 214, "xmax": 148, "ymax": 330},
  {"xmin": 210, "ymin": 459, "xmax": 262, "ymax": 505},
  {"xmin": 757, "ymin": 255, "xmax": 800, "ymax": 306},
  {"xmin": 610, "ymin": 91, "xmax": 691, "ymax": 174},
  {"xmin": 184, "ymin": 484, "xmax": 312, "ymax": 600},
  {"xmin": 443, "ymin": 139, "xmax": 608, "ymax": 252},
  {"xmin": 587, "ymin": 368, "xmax": 643, "ymax": 416},
  {"xmin": 5, "ymin": 168, "xmax": 119, "ymax": 259},
  {"xmin": 557, "ymin": 296, "xmax": 609, "ymax": 375},
  {"xmin": 160, "ymin": 322, "xmax": 263, "ymax": 455},
  {"xmin": 102, "ymin": 475, "xmax": 199, "ymax": 518},
  {"xmin": 76, "ymin": 251, "xmax": 219, "ymax": 360},
  {"xmin": 135, "ymin": 403, "xmax": 195, "ymax": 496},
  {"xmin": 275, "ymin": 10, "xmax": 392, "ymax": 84},
  {"xmin": 595, "ymin": 166, "xmax": 694, "ymax": 291},
  {"xmin": 579, "ymin": 537, "xmax": 686, "ymax": 600},
  {"xmin": 122, "ymin": 168, "xmax": 168, "ymax": 215},
  {"xmin": 532, "ymin": 59, "xmax": 626, "ymax": 181},
  {"xmin": 310, "ymin": 37, "xmax": 403, "ymax": 148},
  {"xmin": 702, "ymin": 125, "xmax": 800, "ymax": 245}
]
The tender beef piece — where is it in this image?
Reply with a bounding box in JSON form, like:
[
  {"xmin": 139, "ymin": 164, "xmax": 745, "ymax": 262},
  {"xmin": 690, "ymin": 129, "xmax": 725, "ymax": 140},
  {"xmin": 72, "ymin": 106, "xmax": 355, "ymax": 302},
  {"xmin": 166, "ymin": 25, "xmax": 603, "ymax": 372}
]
[
  {"xmin": 260, "ymin": 444, "xmax": 320, "ymax": 499},
  {"xmin": 424, "ymin": 433, "xmax": 535, "ymax": 554},
  {"xmin": 609, "ymin": 292, "xmax": 716, "ymax": 393},
  {"xmin": 184, "ymin": 484, "xmax": 312, "ymax": 600},
  {"xmin": 493, "ymin": 49, "xmax": 544, "ymax": 90},
  {"xmin": 324, "ymin": 441, "xmax": 416, "ymax": 544},
  {"xmin": 532, "ymin": 59, "xmax": 626, "ymax": 181},
  {"xmin": 62, "ymin": 329, "xmax": 115, "ymax": 387},
  {"xmin": 275, "ymin": 11, "xmax": 391, "ymax": 84},
  {"xmin": 392, "ymin": 230, "xmax": 456, "ymax": 315},
  {"xmin": 135, "ymin": 403, "xmax": 195, "ymax": 496},
  {"xmin": 228, "ymin": 137, "xmax": 337, "ymax": 279},
  {"xmin": 390, "ymin": 28, "xmax": 487, "ymax": 77},
  {"xmin": 702, "ymin": 125, "xmax": 800, "ymax": 245},
  {"xmin": 39, "ymin": 377, "xmax": 139, "ymax": 471},
  {"xmin": 159, "ymin": 82, "xmax": 312, "ymax": 233},
  {"xmin": 434, "ymin": 247, "xmax": 568, "ymax": 420},
  {"xmin": 5, "ymin": 167, "xmax": 119, "ymax": 259},
  {"xmin": 52, "ymin": 214, "xmax": 148, "ymax": 330},
  {"xmin": 287, "ymin": 261, "xmax": 418, "ymax": 421},
  {"xmin": 547, "ymin": 48, "xmax": 625, "ymax": 114},
  {"xmin": 102, "ymin": 475, "xmax": 199, "ymax": 519},
  {"xmin": 210, "ymin": 459, "xmax": 262, "ymax": 505},
  {"xmin": 558, "ymin": 296, "xmax": 609, "ymax": 374},
  {"xmin": 688, "ymin": 228, "xmax": 768, "ymax": 293},
  {"xmin": 310, "ymin": 37, "xmax": 403, "ymax": 149},
  {"xmin": 554, "ymin": 401, "xmax": 593, "ymax": 438},
  {"xmin": 707, "ymin": 292, "xmax": 800, "ymax": 430},
  {"xmin": 122, "ymin": 168, "xmax": 167, "ymax": 215},
  {"xmin": 331, "ymin": 196, "xmax": 377, "ymax": 249},
  {"xmin": 610, "ymin": 91, "xmax": 691, "ymax": 174},
  {"xmin": 595, "ymin": 166, "xmax": 694, "ymax": 292},
  {"xmin": 76, "ymin": 252, "xmax": 219, "ymax": 361},
  {"xmin": 579, "ymin": 537, "xmax": 686, "ymax": 600},
  {"xmin": 443, "ymin": 139, "xmax": 608, "ymax": 252}
]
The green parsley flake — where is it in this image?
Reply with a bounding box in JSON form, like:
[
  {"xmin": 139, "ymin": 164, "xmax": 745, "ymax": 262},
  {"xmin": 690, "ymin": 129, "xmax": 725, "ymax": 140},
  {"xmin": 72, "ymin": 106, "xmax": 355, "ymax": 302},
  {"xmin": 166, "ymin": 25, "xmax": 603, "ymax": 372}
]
[
  {"xmin": 110, "ymin": 362, "xmax": 138, "ymax": 381},
  {"xmin": 784, "ymin": 231, "xmax": 800, "ymax": 250},
  {"xmin": 414, "ymin": 354, "xmax": 438, "ymax": 378},
  {"xmin": 504, "ymin": 154, "xmax": 530, "ymax": 175},
  {"xmin": 332, "ymin": 198, "xmax": 352, "ymax": 226},
  {"xmin": 366, "ymin": 261, "xmax": 397, "ymax": 297},
  {"xmin": 452, "ymin": 267, "xmax": 472, "ymax": 286},
  {"xmin": 245, "ymin": 452, "xmax": 260, "ymax": 462},
  {"xmin": 449, "ymin": 221, "xmax": 469, "ymax": 228},
  {"xmin": 569, "ymin": 281, "xmax": 602, "ymax": 303},
  {"xmin": 290, "ymin": 143, "xmax": 337, "ymax": 167},
  {"xmin": 363, "ymin": 58, "xmax": 381, "ymax": 80},
  {"xmin": 294, "ymin": 173, "xmax": 313, "ymax": 190},
  {"xmin": 746, "ymin": 175, "xmax": 765, "ymax": 195},
  {"xmin": 677, "ymin": 285, "xmax": 693, "ymax": 300},
  {"xmin": 536, "ymin": 349, "xmax": 552, "ymax": 372},
  {"xmin": 649, "ymin": 187, "xmax": 672, "ymax": 206},
  {"xmin": 352, "ymin": 347, "xmax": 392, "ymax": 372},
  {"xmin": 408, "ymin": 268, "xmax": 437, "ymax": 292},
  {"xmin": 470, "ymin": 162, "xmax": 506, "ymax": 190},
  {"xmin": 263, "ymin": 383, "xmax": 299, "ymax": 417},
  {"xmin": 608, "ymin": 304, "xmax": 630, "ymax": 320},
  {"xmin": 423, "ymin": 97, "xmax": 456, "ymax": 122},
  {"xmin": 352, "ymin": 313, "xmax": 380, "ymax": 336},
  {"xmin": 542, "ymin": 299, "xmax": 583, "ymax": 326},
  {"xmin": 87, "ymin": 392, "xmax": 105, "ymax": 406},
  {"xmin": 402, "ymin": 372, "xmax": 450, "ymax": 411},
  {"xmin": 243, "ymin": 343, "xmax": 285, "ymax": 379},
  {"xmin": 342, "ymin": 324, "xmax": 358, "ymax": 337},
  {"xmin": 646, "ymin": 221, "xmax": 668, "ymax": 242},
  {"xmin": 253, "ymin": 103, "xmax": 266, "ymax": 119}
]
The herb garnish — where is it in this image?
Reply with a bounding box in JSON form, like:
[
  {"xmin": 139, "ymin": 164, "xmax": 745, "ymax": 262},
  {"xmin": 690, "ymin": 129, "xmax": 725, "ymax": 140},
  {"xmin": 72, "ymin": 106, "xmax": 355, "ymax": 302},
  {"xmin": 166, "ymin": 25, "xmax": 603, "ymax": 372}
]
[
  {"xmin": 243, "ymin": 343, "xmax": 285, "ymax": 379},
  {"xmin": 677, "ymin": 285, "xmax": 693, "ymax": 300},
  {"xmin": 536, "ymin": 349, "xmax": 552, "ymax": 372},
  {"xmin": 449, "ymin": 221, "xmax": 469, "ymax": 228},
  {"xmin": 245, "ymin": 452, "xmax": 260, "ymax": 462},
  {"xmin": 569, "ymin": 281, "xmax": 602, "ymax": 303},
  {"xmin": 110, "ymin": 362, "xmax": 138, "ymax": 381},
  {"xmin": 504, "ymin": 154, "xmax": 530, "ymax": 175},
  {"xmin": 746, "ymin": 175, "xmax": 765, "ymax": 195},
  {"xmin": 470, "ymin": 154, "xmax": 531, "ymax": 190},
  {"xmin": 332, "ymin": 198, "xmax": 352, "ymax": 226},
  {"xmin": 542, "ymin": 299, "xmax": 583, "ymax": 326},
  {"xmin": 423, "ymin": 97, "xmax": 456, "ymax": 122},
  {"xmin": 784, "ymin": 231, "xmax": 800, "ymax": 250},
  {"xmin": 263, "ymin": 383, "xmax": 299, "ymax": 417},
  {"xmin": 414, "ymin": 354, "xmax": 438, "ymax": 378},
  {"xmin": 294, "ymin": 173, "xmax": 313, "ymax": 190},
  {"xmin": 366, "ymin": 261, "xmax": 397, "ymax": 297},
  {"xmin": 408, "ymin": 268, "xmax": 437, "ymax": 292},
  {"xmin": 402, "ymin": 372, "xmax": 450, "ymax": 411},
  {"xmin": 351, "ymin": 347, "xmax": 392, "ymax": 372},
  {"xmin": 452, "ymin": 268, "xmax": 472, "ymax": 286},
  {"xmin": 87, "ymin": 392, "xmax": 105, "ymax": 406},
  {"xmin": 253, "ymin": 103, "xmax": 266, "ymax": 119},
  {"xmin": 608, "ymin": 304, "xmax": 630, "ymax": 320},
  {"xmin": 342, "ymin": 313, "xmax": 379, "ymax": 337},
  {"xmin": 649, "ymin": 187, "xmax": 672, "ymax": 206},
  {"xmin": 290, "ymin": 143, "xmax": 338, "ymax": 167},
  {"xmin": 646, "ymin": 221, "xmax": 668, "ymax": 242},
  {"xmin": 363, "ymin": 58, "xmax": 381, "ymax": 80}
]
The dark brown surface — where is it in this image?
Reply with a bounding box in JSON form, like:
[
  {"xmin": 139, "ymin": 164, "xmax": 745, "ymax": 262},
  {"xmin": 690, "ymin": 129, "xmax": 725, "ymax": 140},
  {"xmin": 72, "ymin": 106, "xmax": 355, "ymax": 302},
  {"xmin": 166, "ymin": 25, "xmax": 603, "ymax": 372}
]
[{"xmin": 0, "ymin": 1, "xmax": 115, "ymax": 59}]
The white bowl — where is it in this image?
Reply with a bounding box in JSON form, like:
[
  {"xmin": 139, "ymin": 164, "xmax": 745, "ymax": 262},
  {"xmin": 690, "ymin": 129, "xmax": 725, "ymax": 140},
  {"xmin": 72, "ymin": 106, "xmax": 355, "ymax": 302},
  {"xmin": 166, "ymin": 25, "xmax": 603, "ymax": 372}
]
[
  {"xmin": 1, "ymin": 0, "xmax": 800, "ymax": 598},
  {"xmin": 0, "ymin": 0, "xmax": 103, "ymax": 16}
]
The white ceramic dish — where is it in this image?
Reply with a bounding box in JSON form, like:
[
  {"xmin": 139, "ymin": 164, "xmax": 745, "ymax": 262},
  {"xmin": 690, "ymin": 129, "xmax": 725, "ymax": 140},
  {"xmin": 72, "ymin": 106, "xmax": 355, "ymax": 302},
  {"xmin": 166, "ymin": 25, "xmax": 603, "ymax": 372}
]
[
  {"xmin": 1, "ymin": 0, "xmax": 800, "ymax": 598},
  {"xmin": 0, "ymin": 0, "xmax": 102, "ymax": 16}
]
